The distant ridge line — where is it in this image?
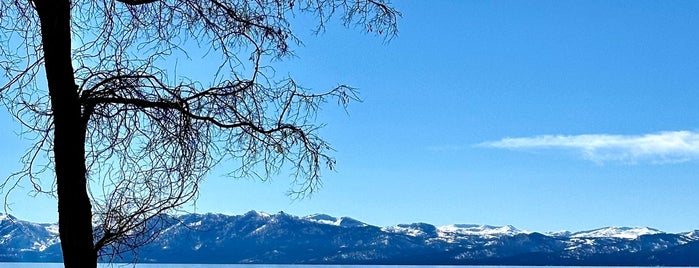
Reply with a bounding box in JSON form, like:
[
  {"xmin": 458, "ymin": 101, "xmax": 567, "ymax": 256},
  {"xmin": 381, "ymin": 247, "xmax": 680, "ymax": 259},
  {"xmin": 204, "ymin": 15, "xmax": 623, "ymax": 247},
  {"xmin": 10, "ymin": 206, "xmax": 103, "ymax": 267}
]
[{"xmin": 1, "ymin": 211, "xmax": 698, "ymax": 265}]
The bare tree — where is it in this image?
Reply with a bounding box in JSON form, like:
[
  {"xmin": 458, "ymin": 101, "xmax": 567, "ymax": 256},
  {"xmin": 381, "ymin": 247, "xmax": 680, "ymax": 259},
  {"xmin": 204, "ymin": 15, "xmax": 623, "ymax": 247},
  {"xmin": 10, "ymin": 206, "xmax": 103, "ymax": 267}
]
[{"xmin": 0, "ymin": 0, "xmax": 399, "ymax": 267}]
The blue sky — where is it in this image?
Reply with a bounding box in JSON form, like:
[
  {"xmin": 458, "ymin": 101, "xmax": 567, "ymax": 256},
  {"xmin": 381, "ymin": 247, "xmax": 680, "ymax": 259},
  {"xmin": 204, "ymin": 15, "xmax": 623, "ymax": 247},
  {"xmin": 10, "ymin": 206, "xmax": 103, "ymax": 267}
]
[{"xmin": 3, "ymin": 1, "xmax": 699, "ymax": 233}]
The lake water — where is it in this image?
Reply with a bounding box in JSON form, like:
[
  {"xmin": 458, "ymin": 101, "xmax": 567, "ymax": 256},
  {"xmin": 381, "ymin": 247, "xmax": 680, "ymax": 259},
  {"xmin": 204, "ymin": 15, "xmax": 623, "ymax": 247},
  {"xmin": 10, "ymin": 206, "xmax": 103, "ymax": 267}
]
[
  {"xmin": 0, "ymin": 265, "xmax": 691, "ymax": 268},
  {"xmin": 0, "ymin": 265, "xmax": 509, "ymax": 268}
]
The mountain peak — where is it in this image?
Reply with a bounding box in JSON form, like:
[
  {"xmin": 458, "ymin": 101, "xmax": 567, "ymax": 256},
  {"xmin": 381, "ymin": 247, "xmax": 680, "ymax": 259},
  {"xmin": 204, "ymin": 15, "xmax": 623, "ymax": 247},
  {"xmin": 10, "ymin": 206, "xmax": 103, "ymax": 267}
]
[
  {"xmin": 303, "ymin": 213, "xmax": 367, "ymax": 227},
  {"xmin": 0, "ymin": 213, "xmax": 17, "ymax": 222},
  {"xmin": 438, "ymin": 224, "xmax": 528, "ymax": 236},
  {"xmin": 383, "ymin": 222, "xmax": 437, "ymax": 237},
  {"xmin": 682, "ymin": 230, "xmax": 699, "ymax": 240},
  {"xmin": 243, "ymin": 210, "xmax": 271, "ymax": 218},
  {"xmin": 571, "ymin": 226, "xmax": 663, "ymax": 239},
  {"xmin": 545, "ymin": 230, "xmax": 572, "ymax": 237}
]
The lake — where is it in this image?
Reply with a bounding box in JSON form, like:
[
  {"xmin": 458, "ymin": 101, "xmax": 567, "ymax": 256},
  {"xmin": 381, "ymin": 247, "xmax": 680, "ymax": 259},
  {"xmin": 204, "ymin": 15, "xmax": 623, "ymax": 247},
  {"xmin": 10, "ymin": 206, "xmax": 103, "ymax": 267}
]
[{"xmin": 1, "ymin": 265, "xmax": 692, "ymax": 268}]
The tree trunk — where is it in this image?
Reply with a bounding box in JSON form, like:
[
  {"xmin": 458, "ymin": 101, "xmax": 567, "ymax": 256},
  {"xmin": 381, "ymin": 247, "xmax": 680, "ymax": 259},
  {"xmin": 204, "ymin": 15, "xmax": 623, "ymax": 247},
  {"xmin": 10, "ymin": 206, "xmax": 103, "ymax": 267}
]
[{"xmin": 34, "ymin": 1, "xmax": 97, "ymax": 267}]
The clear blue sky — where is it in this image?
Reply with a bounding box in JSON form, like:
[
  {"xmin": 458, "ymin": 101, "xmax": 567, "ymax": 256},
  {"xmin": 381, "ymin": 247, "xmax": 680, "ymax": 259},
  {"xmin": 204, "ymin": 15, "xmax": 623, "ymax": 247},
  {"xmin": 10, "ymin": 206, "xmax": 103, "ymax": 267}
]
[{"xmin": 3, "ymin": 1, "xmax": 699, "ymax": 233}]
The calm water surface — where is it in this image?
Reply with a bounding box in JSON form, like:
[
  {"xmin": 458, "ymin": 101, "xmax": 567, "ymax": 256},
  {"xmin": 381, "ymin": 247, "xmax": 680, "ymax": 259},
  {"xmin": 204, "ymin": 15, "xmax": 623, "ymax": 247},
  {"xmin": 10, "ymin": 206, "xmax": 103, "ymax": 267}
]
[{"xmin": 1, "ymin": 265, "xmax": 692, "ymax": 268}]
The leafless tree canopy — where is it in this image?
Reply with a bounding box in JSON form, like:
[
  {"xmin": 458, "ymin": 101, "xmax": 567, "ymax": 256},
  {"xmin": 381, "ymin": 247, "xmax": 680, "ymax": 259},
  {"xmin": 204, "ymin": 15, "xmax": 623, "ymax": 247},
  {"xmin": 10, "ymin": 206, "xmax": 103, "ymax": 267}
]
[{"xmin": 0, "ymin": 0, "xmax": 399, "ymax": 259}]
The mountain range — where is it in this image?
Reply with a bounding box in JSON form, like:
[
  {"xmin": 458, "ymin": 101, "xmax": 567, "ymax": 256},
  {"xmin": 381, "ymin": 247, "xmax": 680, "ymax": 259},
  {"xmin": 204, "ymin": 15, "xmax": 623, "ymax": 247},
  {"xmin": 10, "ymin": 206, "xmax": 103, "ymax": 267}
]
[{"xmin": 1, "ymin": 211, "xmax": 699, "ymax": 265}]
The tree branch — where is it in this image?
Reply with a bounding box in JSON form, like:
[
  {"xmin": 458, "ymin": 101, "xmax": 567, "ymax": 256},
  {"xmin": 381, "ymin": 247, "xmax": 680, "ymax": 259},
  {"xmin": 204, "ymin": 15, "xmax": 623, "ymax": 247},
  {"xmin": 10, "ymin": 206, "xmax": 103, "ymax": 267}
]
[
  {"xmin": 114, "ymin": 0, "xmax": 158, "ymax": 6},
  {"xmin": 84, "ymin": 96, "xmax": 306, "ymax": 135}
]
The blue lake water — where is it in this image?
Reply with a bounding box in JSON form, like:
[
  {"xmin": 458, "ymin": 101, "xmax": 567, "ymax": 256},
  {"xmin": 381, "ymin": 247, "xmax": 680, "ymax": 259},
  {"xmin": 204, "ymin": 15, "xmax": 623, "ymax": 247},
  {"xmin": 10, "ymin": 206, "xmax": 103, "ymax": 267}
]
[{"xmin": 1, "ymin": 265, "xmax": 692, "ymax": 268}]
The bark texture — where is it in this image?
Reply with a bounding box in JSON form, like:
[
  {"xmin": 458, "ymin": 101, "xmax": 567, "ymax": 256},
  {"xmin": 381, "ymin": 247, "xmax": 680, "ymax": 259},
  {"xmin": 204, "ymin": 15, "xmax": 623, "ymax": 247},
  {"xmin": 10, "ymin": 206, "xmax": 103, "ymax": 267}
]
[{"xmin": 34, "ymin": 1, "xmax": 97, "ymax": 267}]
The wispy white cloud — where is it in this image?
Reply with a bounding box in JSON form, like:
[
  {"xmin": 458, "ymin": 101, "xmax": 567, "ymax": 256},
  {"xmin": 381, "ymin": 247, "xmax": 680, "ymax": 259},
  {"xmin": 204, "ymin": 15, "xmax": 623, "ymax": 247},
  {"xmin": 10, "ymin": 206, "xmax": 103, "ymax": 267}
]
[{"xmin": 479, "ymin": 130, "xmax": 699, "ymax": 163}]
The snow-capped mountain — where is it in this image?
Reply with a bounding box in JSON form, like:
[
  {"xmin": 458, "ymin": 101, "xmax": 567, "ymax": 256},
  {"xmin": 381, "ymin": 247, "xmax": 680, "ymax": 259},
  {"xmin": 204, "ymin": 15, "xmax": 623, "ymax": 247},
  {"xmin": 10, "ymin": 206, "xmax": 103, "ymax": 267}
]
[
  {"xmin": 438, "ymin": 224, "xmax": 528, "ymax": 237},
  {"xmin": 0, "ymin": 213, "xmax": 62, "ymax": 262},
  {"xmin": 545, "ymin": 230, "xmax": 572, "ymax": 237},
  {"xmin": 570, "ymin": 226, "xmax": 663, "ymax": 239},
  {"xmin": 682, "ymin": 230, "xmax": 699, "ymax": 240},
  {"xmin": 303, "ymin": 214, "xmax": 367, "ymax": 228},
  {"xmin": 1, "ymin": 211, "xmax": 698, "ymax": 265}
]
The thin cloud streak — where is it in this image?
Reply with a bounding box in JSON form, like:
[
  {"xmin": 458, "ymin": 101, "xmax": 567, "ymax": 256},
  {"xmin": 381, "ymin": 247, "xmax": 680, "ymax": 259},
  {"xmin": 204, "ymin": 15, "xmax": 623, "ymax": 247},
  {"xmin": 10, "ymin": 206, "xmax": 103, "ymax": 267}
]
[{"xmin": 480, "ymin": 131, "xmax": 699, "ymax": 163}]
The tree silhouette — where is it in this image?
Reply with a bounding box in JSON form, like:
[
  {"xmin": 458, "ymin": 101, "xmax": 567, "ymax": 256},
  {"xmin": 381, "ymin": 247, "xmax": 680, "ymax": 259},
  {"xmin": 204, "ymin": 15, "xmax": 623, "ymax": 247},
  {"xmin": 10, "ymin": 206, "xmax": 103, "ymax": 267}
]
[{"xmin": 0, "ymin": 0, "xmax": 399, "ymax": 267}]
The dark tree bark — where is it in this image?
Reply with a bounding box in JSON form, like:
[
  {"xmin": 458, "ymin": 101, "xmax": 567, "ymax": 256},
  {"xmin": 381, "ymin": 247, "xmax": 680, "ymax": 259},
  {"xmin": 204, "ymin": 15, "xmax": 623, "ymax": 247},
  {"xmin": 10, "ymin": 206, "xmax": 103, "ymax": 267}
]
[{"xmin": 34, "ymin": 0, "xmax": 97, "ymax": 267}]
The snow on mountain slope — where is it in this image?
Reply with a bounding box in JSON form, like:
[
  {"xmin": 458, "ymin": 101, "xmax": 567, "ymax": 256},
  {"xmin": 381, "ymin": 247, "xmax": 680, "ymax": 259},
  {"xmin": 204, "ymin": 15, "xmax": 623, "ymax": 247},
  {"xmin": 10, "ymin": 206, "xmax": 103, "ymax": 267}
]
[
  {"xmin": 304, "ymin": 214, "xmax": 339, "ymax": 225},
  {"xmin": 546, "ymin": 230, "xmax": 572, "ymax": 237},
  {"xmin": 0, "ymin": 213, "xmax": 18, "ymax": 223},
  {"xmin": 681, "ymin": 230, "xmax": 699, "ymax": 241},
  {"xmin": 243, "ymin": 210, "xmax": 272, "ymax": 218},
  {"xmin": 384, "ymin": 223, "xmax": 530, "ymax": 240},
  {"xmin": 438, "ymin": 224, "xmax": 529, "ymax": 236},
  {"xmin": 304, "ymin": 214, "xmax": 367, "ymax": 227},
  {"xmin": 571, "ymin": 227, "xmax": 663, "ymax": 239},
  {"xmin": 3, "ymin": 211, "xmax": 699, "ymax": 265},
  {"xmin": 0, "ymin": 214, "xmax": 60, "ymax": 253},
  {"xmin": 382, "ymin": 223, "xmax": 437, "ymax": 237}
]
